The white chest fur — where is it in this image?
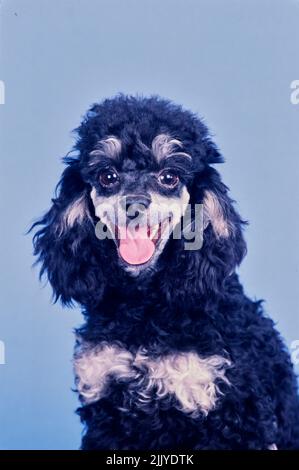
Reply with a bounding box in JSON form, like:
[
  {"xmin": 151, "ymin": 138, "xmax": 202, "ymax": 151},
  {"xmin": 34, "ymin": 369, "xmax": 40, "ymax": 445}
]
[{"xmin": 74, "ymin": 340, "xmax": 231, "ymax": 418}]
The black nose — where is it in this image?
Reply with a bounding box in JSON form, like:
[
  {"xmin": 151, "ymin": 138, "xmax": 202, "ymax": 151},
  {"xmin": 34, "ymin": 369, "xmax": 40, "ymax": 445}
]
[{"xmin": 121, "ymin": 194, "xmax": 151, "ymax": 219}]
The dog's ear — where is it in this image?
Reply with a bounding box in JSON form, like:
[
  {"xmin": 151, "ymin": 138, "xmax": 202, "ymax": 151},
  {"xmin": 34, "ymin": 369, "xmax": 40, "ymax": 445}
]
[
  {"xmin": 202, "ymin": 137, "xmax": 223, "ymax": 165},
  {"xmin": 161, "ymin": 166, "xmax": 247, "ymax": 302},
  {"xmin": 31, "ymin": 161, "xmax": 107, "ymax": 307},
  {"xmin": 193, "ymin": 167, "xmax": 247, "ymax": 295}
]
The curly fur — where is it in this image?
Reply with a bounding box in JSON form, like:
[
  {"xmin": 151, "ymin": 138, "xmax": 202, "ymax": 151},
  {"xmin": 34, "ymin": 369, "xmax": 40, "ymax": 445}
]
[
  {"xmin": 32, "ymin": 95, "xmax": 299, "ymax": 450},
  {"xmin": 74, "ymin": 339, "xmax": 231, "ymax": 417}
]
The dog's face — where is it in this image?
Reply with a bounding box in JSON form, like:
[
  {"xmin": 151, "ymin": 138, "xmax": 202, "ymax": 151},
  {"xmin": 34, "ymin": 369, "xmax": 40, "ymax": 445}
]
[
  {"xmin": 83, "ymin": 134, "xmax": 193, "ymax": 274},
  {"xmin": 33, "ymin": 96, "xmax": 246, "ymax": 306}
]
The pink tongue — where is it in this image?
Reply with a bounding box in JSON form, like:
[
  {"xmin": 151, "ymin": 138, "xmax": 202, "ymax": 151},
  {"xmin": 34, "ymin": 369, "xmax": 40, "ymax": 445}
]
[{"xmin": 118, "ymin": 225, "xmax": 155, "ymax": 265}]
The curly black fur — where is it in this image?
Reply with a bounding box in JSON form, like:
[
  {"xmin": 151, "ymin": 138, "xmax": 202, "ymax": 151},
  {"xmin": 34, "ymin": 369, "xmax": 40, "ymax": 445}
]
[{"xmin": 32, "ymin": 95, "xmax": 299, "ymax": 450}]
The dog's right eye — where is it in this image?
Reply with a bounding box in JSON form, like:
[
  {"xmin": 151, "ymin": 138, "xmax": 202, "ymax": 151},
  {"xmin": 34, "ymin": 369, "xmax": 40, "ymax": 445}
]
[{"xmin": 99, "ymin": 168, "xmax": 120, "ymax": 187}]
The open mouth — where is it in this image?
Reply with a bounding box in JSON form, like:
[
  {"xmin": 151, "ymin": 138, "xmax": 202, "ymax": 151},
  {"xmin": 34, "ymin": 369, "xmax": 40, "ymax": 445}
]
[{"xmin": 109, "ymin": 218, "xmax": 172, "ymax": 266}]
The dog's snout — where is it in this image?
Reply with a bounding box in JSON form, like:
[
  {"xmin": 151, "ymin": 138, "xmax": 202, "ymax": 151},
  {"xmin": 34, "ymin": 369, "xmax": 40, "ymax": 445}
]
[{"xmin": 121, "ymin": 194, "xmax": 152, "ymax": 219}]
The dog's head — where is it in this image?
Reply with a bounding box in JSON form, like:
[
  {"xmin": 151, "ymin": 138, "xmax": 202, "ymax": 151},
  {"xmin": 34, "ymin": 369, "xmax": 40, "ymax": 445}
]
[{"xmin": 32, "ymin": 95, "xmax": 246, "ymax": 307}]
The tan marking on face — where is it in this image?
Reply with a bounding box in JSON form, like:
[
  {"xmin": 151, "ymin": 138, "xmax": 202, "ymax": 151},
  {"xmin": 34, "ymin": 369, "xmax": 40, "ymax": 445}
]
[
  {"xmin": 90, "ymin": 186, "xmax": 189, "ymax": 234},
  {"xmin": 89, "ymin": 136, "xmax": 122, "ymax": 162},
  {"xmin": 151, "ymin": 134, "xmax": 191, "ymax": 162},
  {"xmin": 149, "ymin": 187, "xmax": 190, "ymax": 227},
  {"xmin": 90, "ymin": 186, "xmax": 191, "ymax": 274},
  {"xmin": 90, "ymin": 187, "xmax": 119, "ymax": 223},
  {"xmin": 203, "ymin": 190, "xmax": 230, "ymax": 238},
  {"xmin": 58, "ymin": 194, "xmax": 91, "ymax": 233}
]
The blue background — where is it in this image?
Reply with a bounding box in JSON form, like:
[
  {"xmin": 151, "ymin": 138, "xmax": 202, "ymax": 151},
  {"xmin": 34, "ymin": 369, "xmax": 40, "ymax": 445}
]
[{"xmin": 0, "ymin": 0, "xmax": 298, "ymax": 450}]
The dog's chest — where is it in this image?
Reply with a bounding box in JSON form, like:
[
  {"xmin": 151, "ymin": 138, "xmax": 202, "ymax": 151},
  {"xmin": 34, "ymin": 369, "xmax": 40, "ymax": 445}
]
[{"xmin": 74, "ymin": 340, "xmax": 231, "ymax": 417}]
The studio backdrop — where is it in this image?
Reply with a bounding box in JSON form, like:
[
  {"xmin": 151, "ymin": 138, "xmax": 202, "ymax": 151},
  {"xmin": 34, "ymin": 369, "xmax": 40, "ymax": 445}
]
[{"xmin": 0, "ymin": 0, "xmax": 298, "ymax": 450}]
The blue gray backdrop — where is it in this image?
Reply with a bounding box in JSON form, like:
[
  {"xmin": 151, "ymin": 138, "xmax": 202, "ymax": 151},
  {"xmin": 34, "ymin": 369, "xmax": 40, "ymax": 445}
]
[{"xmin": 0, "ymin": 0, "xmax": 298, "ymax": 449}]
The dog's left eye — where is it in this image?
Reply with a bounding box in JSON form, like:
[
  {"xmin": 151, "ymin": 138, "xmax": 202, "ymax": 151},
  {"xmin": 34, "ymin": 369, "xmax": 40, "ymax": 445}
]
[
  {"xmin": 157, "ymin": 170, "xmax": 179, "ymax": 188},
  {"xmin": 99, "ymin": 168, "xmax": 120, "ymax": 187}
]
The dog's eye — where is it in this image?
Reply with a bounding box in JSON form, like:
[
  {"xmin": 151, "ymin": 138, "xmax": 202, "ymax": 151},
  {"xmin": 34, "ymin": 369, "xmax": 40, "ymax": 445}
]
[
  {"xmin": 157, "ymin": 170, "xmax": 179, "ymax": 188},
  {"xmin": 99, "ymin": 168, "xmax": 120, "ymax": 187}
]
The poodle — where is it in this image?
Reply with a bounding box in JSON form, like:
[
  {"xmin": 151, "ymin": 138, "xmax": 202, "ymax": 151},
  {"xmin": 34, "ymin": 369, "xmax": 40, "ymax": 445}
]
[{"xmin": 32, "ymin": 95, "xmax": 299, "ymax": 450}]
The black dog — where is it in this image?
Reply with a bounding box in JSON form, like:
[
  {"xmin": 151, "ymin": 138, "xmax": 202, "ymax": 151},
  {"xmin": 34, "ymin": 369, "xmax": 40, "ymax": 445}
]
[{"xmin": 32, "ymin": 95, "xmax": 299, "ymax": 449}]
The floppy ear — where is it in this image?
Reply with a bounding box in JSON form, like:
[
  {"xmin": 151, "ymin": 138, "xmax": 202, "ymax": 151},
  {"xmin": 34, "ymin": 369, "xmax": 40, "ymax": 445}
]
[
  {"xmin": 31, "ymin": 160, "xmax": 107, "ymax": 307},
  {"xmin": 160, "ymin": 166, "xmax": 247, "ymax": 303},
  {"xmin": 194, "ymin": 167, "xmax": 247, "ymax": 295}
]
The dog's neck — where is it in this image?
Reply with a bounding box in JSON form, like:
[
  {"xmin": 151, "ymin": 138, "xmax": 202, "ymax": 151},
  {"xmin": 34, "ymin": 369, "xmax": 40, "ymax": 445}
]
[{"xmin": 92, "ymin": 268, "xmax": 242, "ymax": 312}]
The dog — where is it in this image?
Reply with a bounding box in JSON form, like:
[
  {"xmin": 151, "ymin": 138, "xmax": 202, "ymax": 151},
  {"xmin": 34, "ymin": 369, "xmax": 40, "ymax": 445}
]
[{"xmin": 32, "ymin": 95, "xmax": 299, "ymax": 449}]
